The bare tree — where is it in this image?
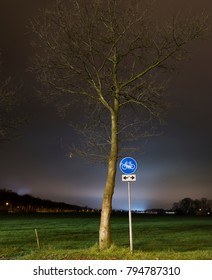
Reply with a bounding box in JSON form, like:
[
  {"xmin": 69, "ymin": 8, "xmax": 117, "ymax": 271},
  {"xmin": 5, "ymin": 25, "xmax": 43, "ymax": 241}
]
[
  {"xmin": 0, "ymin": 53, "xmax": 19, "ymax": 141},
  {"xmin": 30, "ymin": 0, "xmax": 209, "ymax": 249},
  {"xmin": 172, "ymin": 197, "xmax": 212, "ymax": 215}
]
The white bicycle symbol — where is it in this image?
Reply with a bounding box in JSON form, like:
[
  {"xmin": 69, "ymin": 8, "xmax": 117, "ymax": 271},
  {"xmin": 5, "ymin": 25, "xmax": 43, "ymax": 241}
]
[{"xmin": 121, "ymin": 161, "xmax": 135, "ymax": 170}]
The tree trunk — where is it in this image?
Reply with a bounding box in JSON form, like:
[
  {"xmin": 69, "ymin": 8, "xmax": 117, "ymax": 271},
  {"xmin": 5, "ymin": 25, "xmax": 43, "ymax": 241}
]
[{"xmin": 99, "ymin": 113, "xmax": 118, "ymax": 250}]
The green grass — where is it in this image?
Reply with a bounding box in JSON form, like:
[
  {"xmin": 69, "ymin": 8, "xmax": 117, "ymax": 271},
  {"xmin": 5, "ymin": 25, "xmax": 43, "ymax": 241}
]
[{"xmin": 0, "ymin": 212, "xmax": 211, "ymax": 260}]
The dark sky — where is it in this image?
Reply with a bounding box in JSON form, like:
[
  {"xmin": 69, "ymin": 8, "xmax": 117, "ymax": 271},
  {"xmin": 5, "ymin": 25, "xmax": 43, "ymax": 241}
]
[{"xmin": 0, "ymin": 0, "xmax": 212, "ymax": 210}]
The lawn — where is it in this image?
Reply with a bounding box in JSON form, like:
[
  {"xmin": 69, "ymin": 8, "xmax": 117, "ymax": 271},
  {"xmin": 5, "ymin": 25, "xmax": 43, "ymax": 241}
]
[{"xmin": 0, "ymin": 212, "xmax": 211, "ymax": 260}]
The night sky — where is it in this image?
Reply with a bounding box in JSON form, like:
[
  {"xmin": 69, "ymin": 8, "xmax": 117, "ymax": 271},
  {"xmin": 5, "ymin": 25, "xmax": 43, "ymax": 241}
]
[{"xmin": 0, "ymin": 0, "xmax": 212, "ymax": 210}]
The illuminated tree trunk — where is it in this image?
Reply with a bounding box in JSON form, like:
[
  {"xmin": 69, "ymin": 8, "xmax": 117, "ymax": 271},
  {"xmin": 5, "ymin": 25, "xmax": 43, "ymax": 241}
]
[{"xmin": 99, "ymin": 112, "xmax": 118, "ymax": 250}]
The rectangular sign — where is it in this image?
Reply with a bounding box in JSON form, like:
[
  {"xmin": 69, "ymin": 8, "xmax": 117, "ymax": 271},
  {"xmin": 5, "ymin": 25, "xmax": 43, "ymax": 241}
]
[{"xmin": 122, "ymin": 174, "xmax": 136, "ymax": 181}]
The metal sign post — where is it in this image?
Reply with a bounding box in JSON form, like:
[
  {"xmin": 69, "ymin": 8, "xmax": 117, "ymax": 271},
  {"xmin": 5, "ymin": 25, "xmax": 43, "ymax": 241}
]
[
  {"xmin": 128, "ymin": 181, "xmax": 133, "ymax": 254},
  {"xmin": 120, "ymin": 157, "xmax": 137, "ymax": 254}
]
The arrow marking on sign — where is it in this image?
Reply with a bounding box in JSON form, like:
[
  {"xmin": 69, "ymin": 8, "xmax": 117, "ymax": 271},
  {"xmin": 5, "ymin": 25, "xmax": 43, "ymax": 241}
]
[{"xmin": 122, "ymin": 174, "xmax": 136, "ymax": 181}]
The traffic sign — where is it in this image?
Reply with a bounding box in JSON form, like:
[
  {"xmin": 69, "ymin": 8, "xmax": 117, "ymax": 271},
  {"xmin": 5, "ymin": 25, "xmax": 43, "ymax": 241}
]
[
  {"xmin": 119, "ymin": 157, "xmax": 137, "ymax": 174},
  {"xmin": 122, "ymin": 174, "xmax": 136, "ymax": 181},
  {"xmin": 120, "ymin": 157, "xmax": 137, "ymax": 254}
]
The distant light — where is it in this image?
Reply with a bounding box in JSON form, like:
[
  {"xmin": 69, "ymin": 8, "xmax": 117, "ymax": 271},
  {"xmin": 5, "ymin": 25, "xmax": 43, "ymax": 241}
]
[
  {"xmin": 165, "ymin": 211, "xmax": 176, "ymax": 215},
  {"xmin": 134, "ymin": 208, "xmax": 145, "ymax": 212},
  {"xmin": 6, "ymin": 202, "xmax": 9, "ymax": 206}
]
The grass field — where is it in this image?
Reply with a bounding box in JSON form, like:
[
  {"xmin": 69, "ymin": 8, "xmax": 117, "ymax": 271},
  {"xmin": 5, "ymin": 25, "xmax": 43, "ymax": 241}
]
[{"xmin": 0, "ymin": 212, "xmax": 211, "ymax": 260}]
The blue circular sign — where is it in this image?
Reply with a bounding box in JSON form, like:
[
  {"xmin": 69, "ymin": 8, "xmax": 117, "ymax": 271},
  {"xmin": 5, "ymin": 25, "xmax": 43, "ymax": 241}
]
[{"xmin": 119, "ymin": 157, "xmax": 137, "ymax": 174}]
